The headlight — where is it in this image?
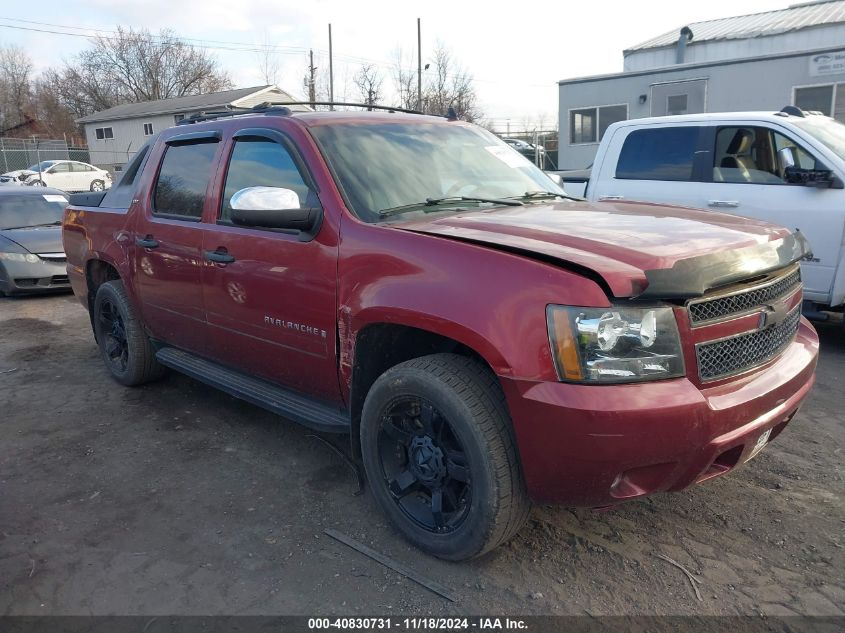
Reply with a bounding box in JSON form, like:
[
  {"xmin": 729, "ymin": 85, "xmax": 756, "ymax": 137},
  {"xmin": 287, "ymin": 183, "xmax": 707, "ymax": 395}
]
[
  {"xmin": 0, "ymin": 252, "xmax": 40, "ymax": 263},
  {"xmin": 0, "ymin": 252, "xmax": 39, "ymax": 263},
  {"xmin": 547, "ymin": 305, "xmax": 684, "ymax": 383}
]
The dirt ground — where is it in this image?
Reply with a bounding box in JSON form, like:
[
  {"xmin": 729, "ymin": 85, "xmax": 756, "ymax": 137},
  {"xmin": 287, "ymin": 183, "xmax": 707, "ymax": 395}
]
[{"xmin": 0, "ymin": 293, "xmax": 842, "ymax": 616}]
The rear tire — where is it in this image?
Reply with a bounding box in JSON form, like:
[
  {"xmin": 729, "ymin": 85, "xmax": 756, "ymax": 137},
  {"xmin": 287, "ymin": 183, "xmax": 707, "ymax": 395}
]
[
  {"xmin": 360, "ymin": 353, "xmax": 530, "ymax": 560},
  {"xmin": 93, "ymin": 280, "xmax": 164, "ymax": 386}
]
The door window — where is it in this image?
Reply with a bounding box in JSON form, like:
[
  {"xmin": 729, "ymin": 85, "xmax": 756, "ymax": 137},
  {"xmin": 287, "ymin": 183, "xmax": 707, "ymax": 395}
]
[
  {"xmin": 153, "ymin": 141, "xmax": 218, "ymax": 219},
  {"xmin": 713, "ymin": 126, "xmax": 819, "ymax": 184},
  {"xmin": 219, "ymin": 138, "xmax": 313, "ymax": 224},
  {"xmin": 615, "ymin": 127, "xmax": 699, "ymax": 181},
  {"xmin": 49, "ymin": 162, "xmax": 70, "ymax": 173}
]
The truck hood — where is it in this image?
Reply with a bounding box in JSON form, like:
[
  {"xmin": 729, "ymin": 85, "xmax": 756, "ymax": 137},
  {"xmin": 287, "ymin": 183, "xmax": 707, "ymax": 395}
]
[
  {"xmin": 393, "ymin": 200, "xmax": 810, "ymax": 298},
  {"xmin": 0, "ymin": 226, "xmax": 64, "ymax": 255}
]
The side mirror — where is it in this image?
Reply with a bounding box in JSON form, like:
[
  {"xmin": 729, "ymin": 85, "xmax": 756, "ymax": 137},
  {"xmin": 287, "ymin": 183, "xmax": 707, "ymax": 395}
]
[
  {"xmin": 777, "ymin": 146, "xmax": 796, "ymax": 172},
  {"xmin": 229, "ymin": 186, "xmax": 322, "ymax": 237},
  {"xmin": 784, "ymin": 165, "xmax": 844, "ymax": 189}
]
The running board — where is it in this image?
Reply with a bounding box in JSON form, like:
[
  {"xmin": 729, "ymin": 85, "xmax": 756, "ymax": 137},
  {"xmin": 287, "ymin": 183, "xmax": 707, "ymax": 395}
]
[{"xmin": 155, "ymin": 347, "xmax": 349, "ymax": 433}]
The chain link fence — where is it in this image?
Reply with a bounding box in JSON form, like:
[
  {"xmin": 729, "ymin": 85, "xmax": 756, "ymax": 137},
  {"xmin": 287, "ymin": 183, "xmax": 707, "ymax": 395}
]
[{"xmin": 0, "ymin": 137, "xmax": 91, "ymax": 174}]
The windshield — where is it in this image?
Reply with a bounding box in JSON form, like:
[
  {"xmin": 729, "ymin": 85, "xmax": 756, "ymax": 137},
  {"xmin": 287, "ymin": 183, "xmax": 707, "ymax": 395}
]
[
  {"xmin": 310, "ymin": 122, "xmax": 564, "ymax": 222},
  {"xmin": 26, "ymin": 161, "xmax": 58, "ymax": 172},
  {"xmin": 792, "ymin": 116, "xmax": 845, "ymax": 162},
  {"xmin": 0, "ymin": 193, "xmax": 68, "ymax": 229}
]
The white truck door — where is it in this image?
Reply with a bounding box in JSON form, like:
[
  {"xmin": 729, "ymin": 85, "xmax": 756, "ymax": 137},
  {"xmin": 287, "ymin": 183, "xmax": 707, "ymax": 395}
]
[
  {"xmin": 589, "ymin": 124, "xmax": 706, "ymax": 207},
  {"xmin": 691, "ymin": 124, "xmax": 844, "ymax": 305}
]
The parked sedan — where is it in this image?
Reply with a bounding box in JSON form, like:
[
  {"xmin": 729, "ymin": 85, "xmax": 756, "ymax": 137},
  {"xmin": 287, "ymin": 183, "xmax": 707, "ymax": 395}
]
[
  {"xmin": 0, "ymin": 187, "xmax": 70, "ymax": 296},
  {"xmin": 0, "ymin": 160, "xmax": 111, "ymax": 192}
]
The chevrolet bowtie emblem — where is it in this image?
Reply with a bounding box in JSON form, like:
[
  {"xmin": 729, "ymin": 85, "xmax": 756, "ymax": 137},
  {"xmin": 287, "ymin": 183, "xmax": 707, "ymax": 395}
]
[{"xmin": 759, "ymin": 302, "xmax": 789, "ymax": 330}]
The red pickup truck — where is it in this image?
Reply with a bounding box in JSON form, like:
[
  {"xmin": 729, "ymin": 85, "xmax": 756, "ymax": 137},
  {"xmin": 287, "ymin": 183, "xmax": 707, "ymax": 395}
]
[{"xmin": 63, "ymin": 105, "xmax": 819, "ymax": 560}]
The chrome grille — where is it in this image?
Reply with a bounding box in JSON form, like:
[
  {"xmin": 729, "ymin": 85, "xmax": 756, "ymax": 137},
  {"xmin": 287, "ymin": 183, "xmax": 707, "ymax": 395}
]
[
  {"xmin": 696, "ymin": 306, "xmax": 801, "ymax": 381},
  {"xmin": 688, "ymin": 267, "xmax": 801, "ymax": 325}
]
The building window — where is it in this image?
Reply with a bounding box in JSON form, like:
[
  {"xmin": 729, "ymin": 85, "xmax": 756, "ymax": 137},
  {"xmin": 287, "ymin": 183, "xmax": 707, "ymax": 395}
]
[
  {"xmin": 667, "ymin": 94, "xmax": 688, "ymax": 115},
  {"xmin": 570, "ymin": 105, "xmax": 628, "ymax": 145},
  {"xmin": 794, "ymin": 84, "xmax": 845, "ymax": 122},
  {"xmin": 143, "ymin": 122, "xmax": 154, "ymax": 136},
  {"xmin": 95, "ymin": 127, "xmax": 114, "ymax": 140},
  {"xmin": 174, "ymin": 114, "xmax": 186, "ymax": 123}
]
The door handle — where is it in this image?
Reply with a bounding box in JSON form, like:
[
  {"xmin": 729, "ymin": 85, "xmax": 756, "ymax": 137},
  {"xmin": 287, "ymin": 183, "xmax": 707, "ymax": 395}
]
[
  {"xmin": 204, "ymin": 249, "xmax": 235, "ymax": 264},
  {"xmin": 136, "ymin": 236, "xmax": 159, "ymax": 249},
  {"xmin": 708, "ymin": 200, "xmax": 740, "ymax": 208},
  {"xmin": 599, "ymin": 195, "xmax": 624, "ymax": 201}
]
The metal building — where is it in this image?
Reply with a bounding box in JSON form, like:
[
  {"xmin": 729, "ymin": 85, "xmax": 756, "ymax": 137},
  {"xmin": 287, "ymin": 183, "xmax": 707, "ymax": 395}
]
[
  {"xmin": 77, "ymin": 85, "xmax": 299, "ymax": 172},
  {"xmin": 557, "ymin": 0, "xmax": 845, "ymax": 169}
]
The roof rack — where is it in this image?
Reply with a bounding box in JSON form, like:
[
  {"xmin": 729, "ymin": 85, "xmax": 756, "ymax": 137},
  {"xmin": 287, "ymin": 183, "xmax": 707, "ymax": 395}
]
[
  {"xmin": 175, "ymin": 101, "xmax": 428, "ymax": 125},
  {"xmin": 256, "ymin": 101, "xmax": 423, "ymax": 115}
]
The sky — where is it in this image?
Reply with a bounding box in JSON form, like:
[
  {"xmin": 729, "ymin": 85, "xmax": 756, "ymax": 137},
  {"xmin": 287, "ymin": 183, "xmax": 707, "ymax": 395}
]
[{"xmin": 0, "ymin": 0, "xmax": 796, "ymax": 132}]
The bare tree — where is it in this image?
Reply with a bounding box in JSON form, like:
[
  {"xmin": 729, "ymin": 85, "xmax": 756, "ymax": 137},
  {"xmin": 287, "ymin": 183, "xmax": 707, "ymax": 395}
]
[
  {"xmin": 421, "ymin": 43, "xmax": 481, "ymax": 122},
  {"xmin": 255, "ymin": 33, "xmax": 282, "ymax": 86},
  {"xmin": 352, "ymin": 63, "xmax": 384, "ymax": 106},
  {"xmin": 391, "ymin": 48, "xmax": 418, "ymax": 111},
  {"xmin": 0, "ymin": 45, "xmax": 33, "ymax": 130},
  {"xmin": 46, "ymin": 27, "xmax": 231, "ymax": 118}
]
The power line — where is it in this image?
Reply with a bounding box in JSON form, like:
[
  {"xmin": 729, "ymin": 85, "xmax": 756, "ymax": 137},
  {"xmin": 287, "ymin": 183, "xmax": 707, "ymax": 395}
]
[{"xmin": 0, "ymin": 18, "xmax": 555, "ymax": 89}]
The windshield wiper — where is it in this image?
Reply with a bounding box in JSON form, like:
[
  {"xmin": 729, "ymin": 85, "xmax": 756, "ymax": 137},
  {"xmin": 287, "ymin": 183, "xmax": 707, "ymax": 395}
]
[
  {"xmin": 512, "ymin": 190, "xmax": 584, "ymax": 202},
  {"xmin": 378, "ymin": 195, "xmax": 523, "ymax": 219}
]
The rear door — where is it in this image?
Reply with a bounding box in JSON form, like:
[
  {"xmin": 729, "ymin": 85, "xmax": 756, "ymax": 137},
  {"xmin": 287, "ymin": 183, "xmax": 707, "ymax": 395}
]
[
  {"xmin": 590, "ymin": 124, "xmax": 709, "ymax": 205},
  {"xmin": 199, "ymin": 126, "xmax": 340, "ymax": 401},
  {"xmin": 132, "ymin": 131, "xmax": 221, "ymax": 352}
]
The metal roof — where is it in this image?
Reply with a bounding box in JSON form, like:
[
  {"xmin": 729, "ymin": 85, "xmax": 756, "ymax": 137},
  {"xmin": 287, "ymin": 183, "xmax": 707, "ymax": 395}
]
[
  {"xmin": 626, "ymin": 0, "xmax": 845, "ymax": 52},
  {"xmin": 77, "ymin": 85, "xmax": 288, "ymax": 123}
]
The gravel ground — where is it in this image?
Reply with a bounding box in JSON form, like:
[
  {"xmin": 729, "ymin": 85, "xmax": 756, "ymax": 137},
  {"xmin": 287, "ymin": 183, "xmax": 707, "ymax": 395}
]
[{"xmin": 0, "ymin": 293, "xmax": 842, "ymax": 616}]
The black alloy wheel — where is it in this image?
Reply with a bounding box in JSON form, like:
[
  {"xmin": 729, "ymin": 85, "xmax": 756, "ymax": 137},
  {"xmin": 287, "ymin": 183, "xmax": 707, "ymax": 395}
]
[
  {"xmin": 98, "ymin": 297, "xmax": 129, "ymax": 373},
  {"xmin": 93, "ymin": 280, "xmax": 164, "ymax": 386},
  {"xmin": 378, "ymin": 397, "xmax": 471, "ymax": 533}
]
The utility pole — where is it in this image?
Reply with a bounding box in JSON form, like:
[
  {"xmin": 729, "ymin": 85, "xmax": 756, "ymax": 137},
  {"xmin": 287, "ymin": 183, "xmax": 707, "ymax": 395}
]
[
  {"xmin": 417, "ymin": 18, "xmax": 422, "ymax": 112},
  {"xmin": 328, "ymin": 24, "xmax": 334, "ymax": 110},
  {"xmin": 308, "ymin": 49, "xmax": 317, "ymax": 108}
]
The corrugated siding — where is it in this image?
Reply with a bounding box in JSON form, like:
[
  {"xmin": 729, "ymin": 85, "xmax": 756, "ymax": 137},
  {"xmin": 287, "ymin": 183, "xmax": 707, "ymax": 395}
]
[
  {"xmin": 627, "ymin": 0, "xmax": 845, "ymax": 51},
  {"xmin": 625, "ymin": 24, "xmax": 845, "ymax": 70}
]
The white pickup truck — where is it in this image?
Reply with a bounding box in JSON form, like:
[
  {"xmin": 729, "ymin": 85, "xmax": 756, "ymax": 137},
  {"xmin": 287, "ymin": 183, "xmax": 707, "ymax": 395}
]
[{"xmin": 559, "ymin": 109, "xmax": 845, "ymax": 314}]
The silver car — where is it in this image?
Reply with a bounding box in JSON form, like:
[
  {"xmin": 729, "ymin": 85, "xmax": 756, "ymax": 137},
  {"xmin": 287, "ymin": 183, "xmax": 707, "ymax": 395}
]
[{"xmin": 0, "ymin": 187, "xmax": 70, "ymax": 296}]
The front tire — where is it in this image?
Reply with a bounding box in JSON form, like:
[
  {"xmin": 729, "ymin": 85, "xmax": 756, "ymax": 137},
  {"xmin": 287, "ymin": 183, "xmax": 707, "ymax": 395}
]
[
  {"xmin": 360, "ymin": 353, "xmax": 530, "ymax": 560},
  {"xmin": 90, "ymin": 179, "xmax": 105, "ymax": 192},
  {"xmin": 93, "ymin": 280, "xmax": 164, "ymax": 386}
]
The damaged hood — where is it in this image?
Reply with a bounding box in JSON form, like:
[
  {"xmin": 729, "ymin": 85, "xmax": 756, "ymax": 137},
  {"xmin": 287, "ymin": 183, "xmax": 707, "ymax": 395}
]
[
  {"xmin": 393, "ymin": 200, "xmax": 810, "ymax": 298},
  {"xmin": 0, "ymin": 170, "xmax": 36, "ymax": 179}
]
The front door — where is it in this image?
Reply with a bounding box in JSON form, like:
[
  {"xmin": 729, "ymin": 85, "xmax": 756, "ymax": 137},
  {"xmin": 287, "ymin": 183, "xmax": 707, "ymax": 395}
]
[
  {"xmin": 133, "ymin": 135, "xmax": 221, "ymax": 352},
  {"xmin": 44, "ymin": 162, "xmax": 74, "ymax": 190},
  {"xmin": 695, "ymin": 124, "xmax": 845, "ymax": 301},
  {"xmin": 200, "ymin": 128, "xmax": 340, "ymax": 401}
]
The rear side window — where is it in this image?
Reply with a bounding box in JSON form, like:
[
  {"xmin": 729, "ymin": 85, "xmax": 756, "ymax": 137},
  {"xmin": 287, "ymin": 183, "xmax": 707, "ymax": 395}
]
[
  {"xmin": 153, "ymin": 141, "xmax": 218, "ymax": 218},
  {"xmin": 615, "ymin": 127, "xmax": 699, "ymax": 181},
  {"xmin": 219, "ymin": 138, "xmax": 311, "ymax": 223}
]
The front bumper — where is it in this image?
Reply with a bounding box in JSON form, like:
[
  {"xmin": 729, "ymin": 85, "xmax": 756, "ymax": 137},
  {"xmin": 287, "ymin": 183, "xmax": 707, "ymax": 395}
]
[
  {"xmin": 0, "ymin": 257, "xmax": 71, "ymax": 294},
  {"xmin": 502, "ymin": 318, "xmax": 819, "ymax": 506}
]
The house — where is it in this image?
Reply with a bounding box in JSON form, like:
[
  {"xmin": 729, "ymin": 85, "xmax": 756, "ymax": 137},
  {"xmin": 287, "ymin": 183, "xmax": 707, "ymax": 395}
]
[
  {"xmin": 557, "ymin": 0, "xmax": 845, "ymax": 169},
  {"xmin": 77, "ymin": 85, "xmax": 301, "ymax": 171}
]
